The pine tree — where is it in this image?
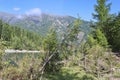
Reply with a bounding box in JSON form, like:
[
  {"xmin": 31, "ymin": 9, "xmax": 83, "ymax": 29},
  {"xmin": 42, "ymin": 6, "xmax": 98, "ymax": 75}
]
[
  {"xmin": 105, "ymin": 13, "xmax": 120, "ymax": 51},
  {"xmin": 95, "ymin": 29, "xmax": 108, "ymax": 47},
  {"xmin": 42, "ymin": 29, "xmax": 62, "ymax": 73},
  {"xmin": 92, "ymin": 0, "xmax": 111, "ymax": 31},
  {"xmin": 91, "ymin": 0, "xmax": 110, "ymax": 47},
  {"xmin": 60, "ymin": 19, "xmax": 82, "ymax": 59}
]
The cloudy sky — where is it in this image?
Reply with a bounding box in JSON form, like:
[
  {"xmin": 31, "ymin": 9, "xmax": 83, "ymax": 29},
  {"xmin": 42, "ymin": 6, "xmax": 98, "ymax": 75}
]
[{"xmin": 0, "ymin": 0, "xmax": 120, "ymax": 20}]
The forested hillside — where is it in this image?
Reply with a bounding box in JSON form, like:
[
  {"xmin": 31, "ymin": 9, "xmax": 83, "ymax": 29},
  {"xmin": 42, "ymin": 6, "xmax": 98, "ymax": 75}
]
[{"xmin": 0, "ymin": 20, "xmax": 42, "ymax": 50}]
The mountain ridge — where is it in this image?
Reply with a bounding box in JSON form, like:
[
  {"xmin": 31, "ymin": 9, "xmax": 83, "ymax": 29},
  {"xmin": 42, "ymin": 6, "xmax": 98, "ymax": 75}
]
[{"xmin": 0, "ymin": 12, "xmax": 90, "ymax": 35}]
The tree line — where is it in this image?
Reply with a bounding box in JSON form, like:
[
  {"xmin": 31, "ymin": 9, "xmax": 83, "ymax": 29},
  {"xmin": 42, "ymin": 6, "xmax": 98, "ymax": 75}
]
[{"xmin": 0, "ymin": 20, "xmax": 42, "ymax": 50}]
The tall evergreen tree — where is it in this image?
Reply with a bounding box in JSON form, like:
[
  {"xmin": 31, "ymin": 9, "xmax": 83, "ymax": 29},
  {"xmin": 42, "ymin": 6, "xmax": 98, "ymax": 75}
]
[
  {"xmin": 42, "ymin": 29, "xmax": 62, "ymax": 73},
  {"xmin": 92, "ymin": 0, "xmax": 111, "ymax": 30},
  {"xmin": 91, "ymin": 0, "xmax": 110, "ymax": 47},
  {"xmin": 60, "ymin": 19, "xmax": 82, "ymax": 59},
  {"xmin": 105, "ymin": 13, "xmax": 120, "ymax": 51}
]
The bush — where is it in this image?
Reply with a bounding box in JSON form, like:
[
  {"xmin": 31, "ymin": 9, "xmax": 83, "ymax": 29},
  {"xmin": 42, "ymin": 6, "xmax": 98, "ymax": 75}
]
[
  {"xmin": 81, "ymin": 74, "xmax": 97, "ymax": 80},
  {"xmin": 114, "ymin": 71, "xmax": 120, "ymax": 78},
  {"xmin": 0, "ymin": 41, "xmax": 6, "ymax": 70},
  {"xmin": 1, "ymin": 53, "xmax": 43, "ymax": 79},
  {"xmin": 2, "ymin": 67, "xmax": 23, "ymax": 80}
]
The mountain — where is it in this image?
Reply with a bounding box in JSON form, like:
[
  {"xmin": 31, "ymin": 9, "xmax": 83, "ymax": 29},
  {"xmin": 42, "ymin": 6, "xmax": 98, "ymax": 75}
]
[{"xmin": 0, "ymin": 12, "xmax": 90, "ymax": 35}]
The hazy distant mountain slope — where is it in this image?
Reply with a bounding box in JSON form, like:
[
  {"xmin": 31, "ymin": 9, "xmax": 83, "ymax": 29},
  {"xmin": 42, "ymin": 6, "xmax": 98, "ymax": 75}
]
[
  {"xmin": 14, "ymin": 14, "xmax": 76, "ymax": 35},
  {"xmin": 0, "ymin": 12, "xmax": 18, "ymax": 23},
  {"xmin": 0, "ymin": 12, "xmax": 90, "ymax": 35}
]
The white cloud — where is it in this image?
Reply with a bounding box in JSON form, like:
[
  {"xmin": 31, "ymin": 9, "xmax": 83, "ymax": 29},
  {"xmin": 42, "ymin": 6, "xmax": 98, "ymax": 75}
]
[
  {"xmin": 13, "ymin": 8, "xmax": 21, "ymax": 11},
  {"xmin": 25, "ymin": 8, "xmax": 42, "ymax": 16}
]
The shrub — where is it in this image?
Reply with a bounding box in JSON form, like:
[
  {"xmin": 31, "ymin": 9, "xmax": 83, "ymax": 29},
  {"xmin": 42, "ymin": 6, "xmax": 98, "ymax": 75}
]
[{"xmin": 81, "ymin": 74, "xmax": 97, "ymax": 80}]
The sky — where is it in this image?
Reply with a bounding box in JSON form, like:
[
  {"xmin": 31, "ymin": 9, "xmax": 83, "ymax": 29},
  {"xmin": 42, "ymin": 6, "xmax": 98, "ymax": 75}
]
[{"xmin": 0, "ymin": 0, "xmax": 120, "ymax": 21}]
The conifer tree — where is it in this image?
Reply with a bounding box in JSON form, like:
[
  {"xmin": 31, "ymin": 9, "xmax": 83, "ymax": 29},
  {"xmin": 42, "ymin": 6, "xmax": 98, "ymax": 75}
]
[
  {"xmin": 93, "ymin": 0, "xmax": 111, "ymax": 31},
  {"xmin": 42, "ymin": 29, "xmax": 61, "ymax": 73},
  {"xmin": 93, "ymin": 0, "xmax": 111, "ymax": 21},
  {"xmin": 91, "ymin": 0, "xmax": 110, "ymax": 47}
]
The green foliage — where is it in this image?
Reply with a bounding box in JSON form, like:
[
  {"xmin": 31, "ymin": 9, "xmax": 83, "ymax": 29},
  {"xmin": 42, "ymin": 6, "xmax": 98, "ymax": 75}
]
[
  {"xmin": 43, "ymin": 29, "xmax": 62, "ymax": 73},
  {"xmin": 114, "ymin": 71, "xmax": 120, "ymax": 78},
  {"xmin": 86, "ymin": 44, "xmax": 118, "ymax": 79},
  {"xmin": 60, "ymin": 18, "xmax": 82, "ymax": 59},
  {"xmin": 1, "ymin": 53, "xmax": 43, "ymax": 80},
  {"xmin": 43, "ymin": 29, "xmax": 58, "ymax": 52},
  {"xmin": 87, "ymin": 45, "xmax": 105, "ymax": 59},
  {"xmin": 2, "ymin": 67, "xmax": 23, "ymax": 80},
  {"xmin": 94, "ymin": 29, "xmax": 108, "ymax": 47},
  {"xmin": 0, "ymin": 43, "xmax": 4, "ymax": 70},
  {"xmin": 87, "ymin": 29, "xmax": 108, "ymax": 48},
  {"xmin": 92, "ymin": 0, "xmax": 110, "ymax": 48},
  {"xmin": 93, "ymin": 0, "xmax": 111, "ymax": 29},
  {"xmin": 1, "ymin": 23, "xmax": 12, "ymax": 41},
  {"xmin": 0, "ymin": 19, "xmax": 42, "ymax": 50},
  {"xmin": 104, "ymin": 13, "xmax": 120, "ymax": 52},
  {"xmin": 45, "ymin": 67, "xmax": 97, "ymax": 80},
  {"xmin": 11, "ymin": 36, "xmax": 22, "ymax": 49},
  {"xmin": 67, "ymin": 19, "xmax": 82, "ymax": 41},
  {"xmin": 0, "ymin": 40, "xmax": 7, "ymax": 70},
  {"xmin": 92, "ymin": 0, "xmax": 120, "ymax": 52},
  {"xmin": 81, "ymin": 74, "xmax": 97, "ymax": 80},
  {"xmin": 87, "ymin": 35, "xmax": 97, "ymax": 47},
  {"xmin": 1, "ymin": 4, "xmax": 120, "ymax": 79}
]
